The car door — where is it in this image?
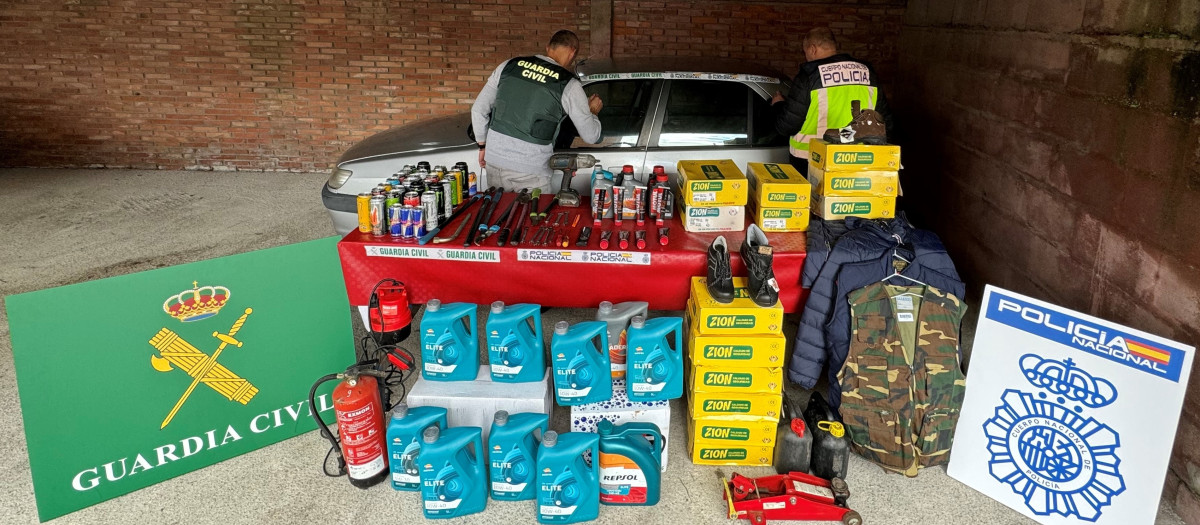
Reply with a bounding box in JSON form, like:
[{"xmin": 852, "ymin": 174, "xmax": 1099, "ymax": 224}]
[
  {"xmin": 643, "ymin": 79, "xmax": 787, "ymax": 184},
  {"xmin": 554, "ymin": 78, "xmax": 662, "ymax": 193}
]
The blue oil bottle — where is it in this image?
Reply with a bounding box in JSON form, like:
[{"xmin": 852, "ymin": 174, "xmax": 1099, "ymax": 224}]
[
  {"xmin": 550, "ymin": 321, "xmax": 611, "ymax": 405},
  {"xmin": 419, "ymin": 425, "xmax": 487, "ymax": 519},
  {"xmin": 386, "ymin": 403, "xmax": 448, "ymax": 491},
  {"xmin": 487, "ymin": 410, "xmax": 550, "ymax": 501},
  {"xmin": 597, "ymin": 419, "xmax": 663, "ymax": 505},
  {"xmin": 420, "ymin": 299, "xmax": 478, "ymax": 381},
  {"xmin": 486, "ymin": 301, "xmax": 544, "ymax": 383},
  {"xmin": 626, "ymin": 315, "xmax": 683, "ymax": 401},
  {"xmin": 536, "ymin": 431, "xmax": 600, "ymax": 523}
]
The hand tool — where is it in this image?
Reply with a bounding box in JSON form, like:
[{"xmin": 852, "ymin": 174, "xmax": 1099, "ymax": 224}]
[
  {"xmin": 571, "ymin": 214, "xmax": 580, "ymax": 228},
  {"xmin": 548, "ymin": 153, "xmax": 592, "ymax": 207},
  {"xmin": 499, "ymin": 191, "xmax": 532, "ymax": 246},
  {"xmin": 431, "ymin": 212, "xmax": 472, "ymax": 244},
  {"xmin": 419, "ymin": 194, "xmax": 481, "ymax": 245},
  {"xmin": 599, "ymin": 229, "xmax": 612, "ymax": 249},
  {"xmin": 535, "ymin": 196, "xmax": 559, "ymax": 225},
  {"xmin": 514, "ymin": 225, "xmax": 529, "ymax": 246},
  {"xmin": 463, "ymin": 187, "xmax": 500, "ymax": 247},
  {"xmin": 477, "ymin": 189, "xmax": 522, "ymax": 245},
  {"xmin": 554, "ymin": 211, "xmax": 568, "ymax": 227},
  {"xmin": 618, "ymin": 230, "xmax": 630, "ymax": 250},
  {"xmin": 635, "ymin": 229, "xmax": 647, "ymax": 249},
  {"xmin": 723, "ymin": 472, "xmax": 859, "ymax": 525},
  {"xmin": 575, "ymin": 227, "xmax": 592, "ymax": 247}
]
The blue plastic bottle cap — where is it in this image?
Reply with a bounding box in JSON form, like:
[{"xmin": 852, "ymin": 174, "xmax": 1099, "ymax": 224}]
[
  {"xmin": 491, "ymin": 301, "xmax": 505, "ymax": 314},
  {"xmin": 543, "ymin": 431, "xmax": 558, "ymax": 447},
  {"xmin": 554, "ymin": 321, "xmax": 570, "ymax": 335},
  {"xmin": 423, "ymin": 425, "xmax": 440, "ymax": 443},
  {"xmin": 598, "ymin": 301, "xmax": 613, "ymax": 314},
  {"xmin": 630, "ymin": 315, "xmax": 646, "ymax": 329},
  {"xmin": 494, "ymin": 410, "xmax": 509, "ymax": 426},
  {"xmin": 427, "ymin": 299, "xmax": 441, "ymax": 312},
  {"xmin": 392, "ymin": 403, "xmax": 409, "ymax": 420},
  {"xmin": 597, "ymin": 420, "xmax": 614, "ymax": 434}
]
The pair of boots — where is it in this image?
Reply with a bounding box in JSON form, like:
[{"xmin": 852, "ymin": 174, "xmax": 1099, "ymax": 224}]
[{"xmin": 707, "ymin": 224, "xmax": 779, "ymax": 307}]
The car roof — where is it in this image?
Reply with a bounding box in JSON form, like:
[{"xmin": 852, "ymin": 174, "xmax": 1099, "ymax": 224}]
[{"xmin": 575, "ymin": 57, "xmax": 787, "ymax": 83}]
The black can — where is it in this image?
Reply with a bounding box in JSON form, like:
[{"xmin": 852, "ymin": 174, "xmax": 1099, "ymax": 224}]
[
  {"xmin": 429, "ymin": 180, "xmax": 446, "ymax": 221},
  {"xmin": 417, "ymin": 161, "xmax": 431, "ymax": 172},
  {"xmin": 804, "ymin": 393, "xmax": 850, "ymax": 480},
  {"xmin": 774, "ymin": 390, "xmax": 814, "ymax": 475}
]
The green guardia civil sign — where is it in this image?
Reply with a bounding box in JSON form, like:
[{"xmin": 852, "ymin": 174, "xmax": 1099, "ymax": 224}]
[{"xmin": 5, "ymin": 237, "xmax": 356, "ymax": 521}]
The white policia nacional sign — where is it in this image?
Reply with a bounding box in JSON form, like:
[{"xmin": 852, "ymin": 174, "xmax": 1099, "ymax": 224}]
[{"xmin": 948, "ymin": 286, "xmax": 1195, "ymax": 525}]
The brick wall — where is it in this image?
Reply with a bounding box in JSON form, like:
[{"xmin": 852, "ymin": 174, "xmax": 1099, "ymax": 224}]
[
  {"xmin": 0, "ymin": 0, "xmax": 592, "ymax": 171},
  {"xmin": 897, "ymin": 0, "xmax": 1200, "ymax": 517},
  {"xmin": 0, "ymin": 0, "xmax": 904, "ymax": 172}
]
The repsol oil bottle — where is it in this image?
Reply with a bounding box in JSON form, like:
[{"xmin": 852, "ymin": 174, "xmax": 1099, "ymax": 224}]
[
  {"xmin": 595, "ymin": 301, "xmax": 648, "ymax": 379},
  {"xmin": 597, "ymin": 420, "xmax": 663, "ymax": 506},
  {"xmin": 488, "ymin": 410, "xmax": 549, "ymax": 501},
  {"xmin": 537, "ymin": 431, "xmax": 600, "ymax": 523},
  {"xmin": 550, "ymin": 321, "xmax": 612, "ymax": 405},
  {"xmin": 486, "ymin": 301, "xmax": 544, "ymax": 383},
  {"xmin": 420, "ymin": 299, "xmax": 478, "ymax": 381},
  {"xmin": 386, "ymin": 403, "xmax": 448, "ymax": 491},
  {"xmin": 626, "ymin": 315, "xmax": 684, "ymax": 402},
  {"xmin": 419, "ymin": 425, "xmax": 487, "ymax": 519}
]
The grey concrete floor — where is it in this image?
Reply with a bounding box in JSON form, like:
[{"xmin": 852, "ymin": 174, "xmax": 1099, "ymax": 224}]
[{"xmin": 0, "ymin": 168, "xmax": 1185, "ymax": 525}]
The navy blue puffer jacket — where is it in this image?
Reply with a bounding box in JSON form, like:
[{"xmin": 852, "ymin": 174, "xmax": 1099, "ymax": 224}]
[{"xmin": 789, "ymin": 214, "xmax": 962, "ymax": 388}]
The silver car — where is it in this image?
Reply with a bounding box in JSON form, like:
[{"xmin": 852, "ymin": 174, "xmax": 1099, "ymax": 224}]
[{"xmin": 321, "ymin": 58, "xmax": 791, "ymax": 235}]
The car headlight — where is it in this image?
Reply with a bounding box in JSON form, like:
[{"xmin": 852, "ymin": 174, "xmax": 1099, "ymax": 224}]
[{"xmin": 326, "ymin": 166, "xmax": 353, "ymax": 190}]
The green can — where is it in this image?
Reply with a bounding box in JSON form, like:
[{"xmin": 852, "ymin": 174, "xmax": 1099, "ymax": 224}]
[{"xmin": 447, "ymin": 172, "xmax": 461, "ymax": 206}]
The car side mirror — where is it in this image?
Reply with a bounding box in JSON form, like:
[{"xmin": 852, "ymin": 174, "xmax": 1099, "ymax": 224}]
[{"xmin": 548, "ymin": 153, "xmax": 597, "ymax": 171}]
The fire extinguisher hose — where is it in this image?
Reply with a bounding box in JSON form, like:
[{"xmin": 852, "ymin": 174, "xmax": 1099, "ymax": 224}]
[{"xmin": 309, "ymin": 373, "xmax": 344, "ymax": 477}]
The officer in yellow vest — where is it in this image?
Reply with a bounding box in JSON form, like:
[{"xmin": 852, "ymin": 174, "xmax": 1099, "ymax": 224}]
[{"xmin": 772, "ymin": 28, "xmax": 894, "ymax": 175}]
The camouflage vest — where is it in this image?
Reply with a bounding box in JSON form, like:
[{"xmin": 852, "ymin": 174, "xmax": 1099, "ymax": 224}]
[{"xmin": 838, "ymin": 282, "xmax": 966, "ymax": 476}]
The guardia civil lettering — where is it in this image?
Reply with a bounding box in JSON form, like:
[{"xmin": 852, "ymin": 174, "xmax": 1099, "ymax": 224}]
[
  {"xmin": 516, "ymin": 60, "xmax": 561, "ymax": 83},
  {"xmin": 70, "ymin": 395, "xmax": 334, "ymax": 492}
]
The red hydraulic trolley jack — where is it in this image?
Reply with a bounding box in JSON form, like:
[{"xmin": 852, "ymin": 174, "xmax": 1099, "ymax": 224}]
[{"xmin": 723, "ymin": 471, "xmax": 862, "ymax": 525}]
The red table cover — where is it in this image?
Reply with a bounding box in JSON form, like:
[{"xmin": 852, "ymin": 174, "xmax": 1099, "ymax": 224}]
[{"xmin": 337, "ymin": 193, "xmax": 808, "ymax": 312}]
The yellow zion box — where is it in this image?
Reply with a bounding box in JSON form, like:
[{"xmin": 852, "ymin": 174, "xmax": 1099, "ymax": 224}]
[
  {"xmin": 687, "ymin": 427, "xmax": 774, "ymax": 466},
  {"xmin": 807, "ymin": 165, "xmax": 900, "ymax": 197},
  {"xmin": 688, "ymin": 277, "xmax": 784, "ymax": 335},
  {"xmin": 808, "ymin": 139, "xmax": 901, "ymax": 172},
  {"xmin": 689, "ymin": 364, "xmax": 784, "ymax": 395},
  {"xmin": 689, "ymin": 389, "xmax": 784, "ymax": 419},
  {"xmin": 748, "ymin": 202, "xmax": 811, "ymax": 233},
  {"xmin": 687, "ymin": 321, "xmax": 787, "ymax": 368},
  {"xmin": 674, "ymin": 159, "xmax": 749, "ymax": 207},
  {"xmin": 689, "ymin": 414, "xmax": 779, "ymax": 445},
  {"xmin": 812, "ymin": 194, "xmax": 896, "ymax": 220},
  {"xmin": 746, "ymin": 162, "xmax": 811, "ymax": 208}
]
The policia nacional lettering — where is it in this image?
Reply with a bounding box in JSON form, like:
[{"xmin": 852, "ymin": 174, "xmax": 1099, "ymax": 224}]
[{"xmin": 490, "ymin": 56, "xmax": 574, "ymax": 146}]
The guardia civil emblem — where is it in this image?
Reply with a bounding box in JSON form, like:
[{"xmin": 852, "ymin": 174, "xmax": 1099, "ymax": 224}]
[{"xmin": 983, "ymin": 354, "xmax": 1125, "ymax": 521}]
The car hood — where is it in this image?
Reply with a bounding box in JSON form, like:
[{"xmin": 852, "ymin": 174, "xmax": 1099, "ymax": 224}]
[{"xmin": 337, "ymin": 113, "xmax": 473, "ymax": 165}]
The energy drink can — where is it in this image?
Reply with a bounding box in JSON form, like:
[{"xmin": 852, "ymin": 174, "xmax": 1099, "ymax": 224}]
[
  {"xmin": 368, "ymin": 195, "xmax": 386, "ymax": 236},
  {"xmin": 446, "ymin": 172, "xmax": 460, "ymax": 206},
  {"xmin": 407, "ymin": 206, "xmax": 423, "ymax": 240},
  {"xmin": 421, "ymin": 191, "xmax": 439, "ymax": 231},
  {"xmin": 417, "ymin": 161, "xmax": 431, "ymax": 172},
  {"xmin": 442, "ymin": 180, "xmax": 454, "ymax": 215},
  {"xmin": 468, "ymin": 172, "xmax": 478, "ymax": 196},
  {"xmin": 388, "ymin": 204, "xmax": 404, "ymax": 237},
  {"xmin": 385, "ymin": 190, "xmax": 400, "ymax": 212},
  {"xmin": 428, "ymin": 182, "xmax": 445, "ymax": 221},
  {"xmin": 403, "ymin": 191, "xmax": 420, "ymax": 207},
  {"xmin": 356, "ymin": 193, "xmax": 372, "ymax": 233}
]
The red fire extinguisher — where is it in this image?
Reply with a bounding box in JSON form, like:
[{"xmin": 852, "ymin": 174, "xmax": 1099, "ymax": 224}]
[
  {"xmin": 368, "ymin": 279, "xmax": 412, "ymax": 346},
  {"xmin": 309, "ymin": 366, "xmax": 390, "ymax": 488}
]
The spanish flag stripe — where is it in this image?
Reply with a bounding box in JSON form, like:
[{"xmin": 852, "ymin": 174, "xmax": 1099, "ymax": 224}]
[{"xmin": 1127, "ymin": 340, "xmax": 1170, "ymax": 364}]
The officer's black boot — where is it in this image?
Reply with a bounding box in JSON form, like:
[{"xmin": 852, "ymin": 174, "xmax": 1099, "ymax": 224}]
[{"xmin": 740, "ymin": 224, "xmax": 779, "ymax": 307}]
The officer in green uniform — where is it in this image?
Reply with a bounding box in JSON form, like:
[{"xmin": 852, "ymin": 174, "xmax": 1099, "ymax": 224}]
[{"xmin": 471, "ymin": 30, "xmax": 603, "ymax": 192}]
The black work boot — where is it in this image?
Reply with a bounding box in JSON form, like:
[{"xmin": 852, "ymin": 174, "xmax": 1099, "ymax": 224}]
[
  {"xmin": 740, "ymin": 224, "xmax": 779, "ymax": 307},
  {"xmin": 706, "ymin": 235, "xmax": 734, "ymax": 303}
]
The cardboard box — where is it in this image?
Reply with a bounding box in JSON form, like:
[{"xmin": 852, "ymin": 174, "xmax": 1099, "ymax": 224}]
[
  {"xmin": 688, "ymin": 389, "xmax": 783, "ymax": 419},
  {"xmin": 807, "ymin": 165, "xmax": 900, "ymax": 197},
  {"xmin": 686, "ymin": 319, "xmax": 787, "ymax": 368},
  {"xmin": 688, "ymin": 276, "xmax": 784, "ymax": 335},
  {"xmin": 808, "ymin": 139, "xmax": 901, "ymax": 172},
  {"xmin": 747, "ymin": 202, "xmax": 810, "ymax": 233},
  {"xmin": 679, "ymin": 204, "xmax": 746, "ymax": 233},
  {"xmin": 408, "ymin": 365, "xmax": 552, "ymax": 445},
  {"xmin": 687, "ymin": 419, "xmax": 774, "ymax": 466},
  {"xmin": 688, "ymin": 414, "xmax": 778, "ymax": 445},
  {"xmin": 812, "ymin": 194, "xmax": 896, "ymax": 220},
  {"xmin": 690, "ymin": 363, "xmax": 784, "ymax": 395},
  {"xmin": 746, "ymin": 162, "xmax": 811, "ymax": 209},
  {"xmin": 674, "ymin": 159, "xmax": 748, "ymax": 207},
  {"xmin": 571, "ymin": 381, "xmax": 671, "ymax": 470}
]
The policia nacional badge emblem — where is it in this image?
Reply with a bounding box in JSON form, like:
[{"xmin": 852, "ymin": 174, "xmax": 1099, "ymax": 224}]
[{"xmin": 983, "ymin": 354, "xmax": 1125, "ymax": 521}]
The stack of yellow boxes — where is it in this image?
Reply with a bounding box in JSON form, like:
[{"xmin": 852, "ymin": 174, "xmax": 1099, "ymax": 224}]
[
  {"xmin": 673, "ymin": 159, "xmax": 748, "ymax": 233},
  {"xmin": 684, "ymin": 276, "xmax": 786, "ymax": 466},
  {"xmin": 808, "ymin": 139, "xmax": 902, "ymax": 220},
  {"xmin": 745, "ymin": 162, "xmax": 812, "ymax": 233}
]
